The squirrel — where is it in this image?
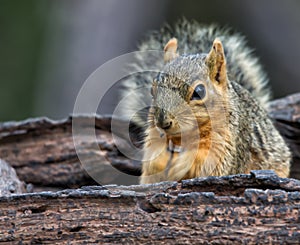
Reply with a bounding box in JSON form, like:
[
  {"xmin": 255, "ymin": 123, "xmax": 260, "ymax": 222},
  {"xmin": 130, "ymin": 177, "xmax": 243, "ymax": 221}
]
[{"xmin": 119, "ymin": 19, "xmax": 291, "ymax": 184}]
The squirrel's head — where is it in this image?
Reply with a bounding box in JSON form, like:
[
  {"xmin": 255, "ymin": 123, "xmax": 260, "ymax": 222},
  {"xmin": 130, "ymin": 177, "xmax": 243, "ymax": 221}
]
[{"xmin": 150, "ymin": 38, "xmax": 228, "ymax": 138}]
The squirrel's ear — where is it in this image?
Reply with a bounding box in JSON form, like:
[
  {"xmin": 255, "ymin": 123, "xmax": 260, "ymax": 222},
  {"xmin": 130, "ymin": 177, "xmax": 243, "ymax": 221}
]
[
  {"xmin": 205, "ymin": 38, "xmax": 227, "ymax": 85},
  {"xmin": 164, "ymin": 38, "xmax": 179, "ymax": 63}
]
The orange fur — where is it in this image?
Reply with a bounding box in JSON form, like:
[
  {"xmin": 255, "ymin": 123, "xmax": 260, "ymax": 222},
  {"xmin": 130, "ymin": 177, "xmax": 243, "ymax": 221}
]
[
  {"xmin": 140, "ymin": 119, "xmax": 233, "ymax": 183},
  {"xmin": 140, "ymin": 36, "xmax": 291, "ymax": 184}
]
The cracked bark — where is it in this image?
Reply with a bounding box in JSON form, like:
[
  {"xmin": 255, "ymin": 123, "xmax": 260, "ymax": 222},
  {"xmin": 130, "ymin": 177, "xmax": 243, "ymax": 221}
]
[
  {"xmin": 0, "ymin": 93, "xmax": 299, "ymax": 191},
  {"xmin": 1, "ymin": 170, "xmax": 300, "ymax": 243},
  {"xmin": 0, "ymin": 93, "xmax": 299, "ymax": 243}
]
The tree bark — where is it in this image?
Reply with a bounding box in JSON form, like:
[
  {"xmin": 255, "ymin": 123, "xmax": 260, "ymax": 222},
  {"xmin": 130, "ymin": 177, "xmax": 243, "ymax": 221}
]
[
  {"xmin": 0, "ymin": 93, "xmax": 299, "ymax": 192},
  {"xmin": 268, "ymin": 92, "xmax": 300, "ymax": 179},
  {"xmin": 0, "ymin": 116, "xmax": 142, "ymax": 191},
  {"xmin": 0, "ymin": 93, "xmax": 299, "ymax": 243},
  {"xmin": 0, "ymin": 170, "xmax": 300, "ymax": 244}
]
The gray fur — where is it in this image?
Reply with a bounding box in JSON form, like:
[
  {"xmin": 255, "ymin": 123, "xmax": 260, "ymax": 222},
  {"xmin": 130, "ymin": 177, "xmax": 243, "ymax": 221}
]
[
  {"xmin": 119, "ymin": 19, "xmax": 270, "ymax": 126},
  {"xmin": 225, "ymin": 81, "xmax": 291, "ymax": 175}
]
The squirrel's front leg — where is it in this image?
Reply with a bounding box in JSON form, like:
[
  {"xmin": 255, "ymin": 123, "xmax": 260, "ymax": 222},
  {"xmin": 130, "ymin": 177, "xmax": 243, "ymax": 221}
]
[
  {"xmin": 140, "ymin": 128, "xmax": 171, "ymax": 184},
  {"xmin": 140, "ymin": 149, "xmax": 171, "ymax": 184}
]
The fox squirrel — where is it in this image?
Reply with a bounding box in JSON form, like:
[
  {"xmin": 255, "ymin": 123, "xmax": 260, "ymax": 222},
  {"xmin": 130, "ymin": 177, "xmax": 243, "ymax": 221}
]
[{"xmin": 119, "ymin": 20, "xmax": 291, "ymax": 184}]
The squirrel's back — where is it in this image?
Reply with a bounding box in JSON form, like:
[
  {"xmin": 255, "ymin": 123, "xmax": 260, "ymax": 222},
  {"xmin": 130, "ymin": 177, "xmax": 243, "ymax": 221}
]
[
  {"xmin": 119, "ymin": 19, "xmax": 270, "ymax": 126},
  {"xmin": 116, "ymin": 19, "xmax": 291, "ymax": 183}
]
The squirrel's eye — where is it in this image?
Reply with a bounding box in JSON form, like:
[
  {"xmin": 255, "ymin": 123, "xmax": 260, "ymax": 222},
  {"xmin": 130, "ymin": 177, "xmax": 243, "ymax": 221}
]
[{"xmin": 191, "ymin": 84, "xmax": 206, "ymax": 100}]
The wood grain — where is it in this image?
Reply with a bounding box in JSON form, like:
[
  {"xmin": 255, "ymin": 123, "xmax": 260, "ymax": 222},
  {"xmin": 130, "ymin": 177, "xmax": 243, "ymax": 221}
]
[
  {"xmin": 0, "ymin": 170, "xmax": 300, "ymax": 244},
  {"xmin": 0, "ymin": 93, "xmax": 299, "ymax": 192},
  {"xmin": 0, "ymin": 93, "xmax": 299, "ymax": 243}
]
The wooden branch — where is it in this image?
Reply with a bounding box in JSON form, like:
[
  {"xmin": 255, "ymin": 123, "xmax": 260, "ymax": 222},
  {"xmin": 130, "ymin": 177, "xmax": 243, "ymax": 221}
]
[
  {"xmin": 0, "ymin": 116, "xmax": 141, "ymax": 191},
  {"xmin": 0, "ymin": 94, "xmax": 299, "ymax": 243},
  {"xmin": 268, "ymin": 93, "xmax": 300, "ymax": 179},
  {"xmin": 0, "ymin": 93, "xmax": 299, "ymax": 192},
  {"xmin": 1, "ymin": 170, "xmax": 300, "ymax": 243}
]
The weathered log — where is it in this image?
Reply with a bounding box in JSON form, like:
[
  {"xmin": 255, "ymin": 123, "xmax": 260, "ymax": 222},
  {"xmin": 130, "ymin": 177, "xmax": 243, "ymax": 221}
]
[
  {"xmin": 0, "ymin": 93, "xmax": 299, "ymax": 192},
  {"xmin": 268, "ymin": 93, "xmax": 300, "ymax": 179},
  {"xmin": 0, "ymin": 116, "xmax": 142, "ymax": 191},
  {"xmin": 0, "ymin": 170, "xmax": 300, "ymax": 243}
]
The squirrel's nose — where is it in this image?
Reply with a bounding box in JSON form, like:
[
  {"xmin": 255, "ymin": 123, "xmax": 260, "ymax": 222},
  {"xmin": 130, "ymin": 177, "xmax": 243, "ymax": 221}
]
[
  {"xmin": 157, "ymin": 109, "xmax": 173, "ymax": 130},
  {"xmin": 160, "ymin": 120, "xmax": 172, "ymax": 130}
]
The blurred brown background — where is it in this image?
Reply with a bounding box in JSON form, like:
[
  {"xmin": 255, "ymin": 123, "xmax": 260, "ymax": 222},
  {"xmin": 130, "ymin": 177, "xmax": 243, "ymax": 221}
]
[{"xmin": 0, "ymin": 0, "xmax": 299, "ymax": 122}]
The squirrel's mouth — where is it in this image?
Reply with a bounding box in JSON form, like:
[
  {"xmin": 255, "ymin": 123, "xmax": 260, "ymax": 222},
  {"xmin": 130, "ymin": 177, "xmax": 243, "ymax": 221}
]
[{"xmin": 156, "ymin": 124, "xmax": 199, "ymax": 137}]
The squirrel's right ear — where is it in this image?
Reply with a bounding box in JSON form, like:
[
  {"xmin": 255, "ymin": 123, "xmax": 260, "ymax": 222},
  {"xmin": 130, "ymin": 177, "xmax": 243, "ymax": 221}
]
[
  {"xmin": 164, "ymin": 38, "xmax": 179, "ymax": 63},
  {"xmin": 205, "ymin": 38, "xmax": 227, "ymax": 86}
]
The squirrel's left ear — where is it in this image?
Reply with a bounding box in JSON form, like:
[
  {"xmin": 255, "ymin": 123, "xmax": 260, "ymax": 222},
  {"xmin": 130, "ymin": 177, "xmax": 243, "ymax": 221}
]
[
  {"xmin": 205, "ymin": 38, "xmax": 227, "ymax": 86},
  {"xmin": 164, "ymin": 38, "xmax": 179, "ymax": 63}
]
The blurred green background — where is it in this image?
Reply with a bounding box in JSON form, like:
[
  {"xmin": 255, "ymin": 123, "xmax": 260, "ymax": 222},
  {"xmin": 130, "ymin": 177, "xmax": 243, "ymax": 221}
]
[
  {"xmin": 0, "ymin": 0, "xmax": 299, "ymax": 122},
  {"xmin": 0, "ymin": 0, "xmax": 47, "ymax": 121}
]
